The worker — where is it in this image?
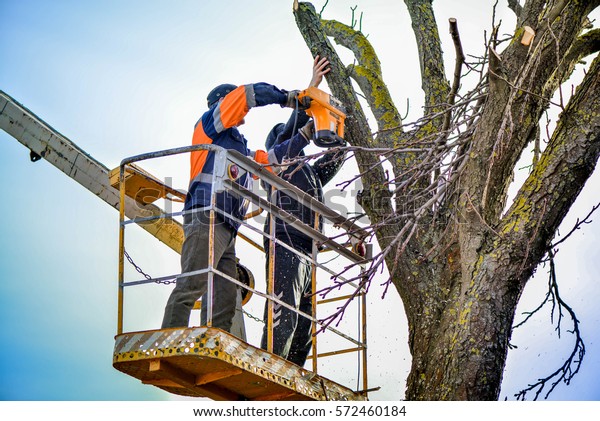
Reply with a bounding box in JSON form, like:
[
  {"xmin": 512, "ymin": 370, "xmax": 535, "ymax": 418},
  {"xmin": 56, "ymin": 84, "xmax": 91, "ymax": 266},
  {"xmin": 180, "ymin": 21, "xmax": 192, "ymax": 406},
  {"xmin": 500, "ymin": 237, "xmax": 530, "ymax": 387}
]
[
  {"xmin": 161, "ymin": 82, "xmax": 315, "ymax": 332},
  {"xmin": 260, "ymin": 56, "xmax": 345, "ymax": 366}
]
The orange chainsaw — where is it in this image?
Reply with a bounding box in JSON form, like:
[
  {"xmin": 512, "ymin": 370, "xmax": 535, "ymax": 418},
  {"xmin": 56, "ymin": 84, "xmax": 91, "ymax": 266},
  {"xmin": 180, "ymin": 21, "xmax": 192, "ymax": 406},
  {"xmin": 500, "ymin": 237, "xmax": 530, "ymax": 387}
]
[{"xmin": 297, "ymin": 87, "xmax": 346, "ymax": 148}]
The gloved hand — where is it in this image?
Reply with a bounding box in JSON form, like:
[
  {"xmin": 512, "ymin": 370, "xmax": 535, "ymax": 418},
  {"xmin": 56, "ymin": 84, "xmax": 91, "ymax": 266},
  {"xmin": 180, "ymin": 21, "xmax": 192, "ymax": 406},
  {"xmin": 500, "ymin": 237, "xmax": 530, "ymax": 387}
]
[
  {"xmin": 283, "ymin": 90, "xmax": 311, "ymax": 109},
  {"xmin": 284, "ymin": 90, "xmax": 300, "ymax": 108},
  {"xmin": 298, "ymin": 120, "xmax": 315, "ymax": 142}
]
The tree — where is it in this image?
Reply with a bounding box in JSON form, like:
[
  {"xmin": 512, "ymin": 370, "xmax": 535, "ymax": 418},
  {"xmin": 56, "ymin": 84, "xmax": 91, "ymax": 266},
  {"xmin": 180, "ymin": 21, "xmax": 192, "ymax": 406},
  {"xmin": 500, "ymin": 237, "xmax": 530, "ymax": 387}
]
[{"xmin": 292, "ymin": 0, "xmax": 600, "ymax": 400}]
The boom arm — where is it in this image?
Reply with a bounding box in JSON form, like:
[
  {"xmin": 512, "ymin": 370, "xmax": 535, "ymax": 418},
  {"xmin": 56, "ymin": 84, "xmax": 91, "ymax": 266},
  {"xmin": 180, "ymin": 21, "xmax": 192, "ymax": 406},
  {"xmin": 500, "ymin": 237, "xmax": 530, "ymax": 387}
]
[{"xmin": 0, "ymin": 90, "xmax": 184, "ymax": 254}]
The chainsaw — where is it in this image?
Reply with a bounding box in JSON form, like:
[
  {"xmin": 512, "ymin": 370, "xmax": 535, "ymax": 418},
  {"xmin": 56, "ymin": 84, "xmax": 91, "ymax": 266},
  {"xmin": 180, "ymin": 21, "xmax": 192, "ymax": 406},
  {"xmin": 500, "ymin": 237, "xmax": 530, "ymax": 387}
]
[{"xmin": 297, "ymin": 87, "xmax": 346, "ymax": 148}]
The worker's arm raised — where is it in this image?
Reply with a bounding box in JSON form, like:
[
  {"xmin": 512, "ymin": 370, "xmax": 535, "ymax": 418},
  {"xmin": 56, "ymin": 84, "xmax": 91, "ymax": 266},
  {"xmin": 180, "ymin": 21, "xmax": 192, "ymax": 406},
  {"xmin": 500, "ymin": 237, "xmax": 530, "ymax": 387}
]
[
  {"xmin": 274, "ymin": 56, "xmax": 330, "ymax": 144},
  {"xmin": 309, "ymin": 55, "xmax": 330, "ymax": 88},
  {"xmin": 205, "ymin": 83, "xmax": 291, "ymax": 136}
]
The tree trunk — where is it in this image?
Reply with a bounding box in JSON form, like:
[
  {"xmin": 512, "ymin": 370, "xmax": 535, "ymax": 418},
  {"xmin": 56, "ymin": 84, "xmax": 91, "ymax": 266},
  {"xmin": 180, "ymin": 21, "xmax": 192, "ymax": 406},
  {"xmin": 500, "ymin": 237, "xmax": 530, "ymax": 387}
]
[{"xmin": 294, "ymin": 1, "xmax": 600, "ymax": 400}]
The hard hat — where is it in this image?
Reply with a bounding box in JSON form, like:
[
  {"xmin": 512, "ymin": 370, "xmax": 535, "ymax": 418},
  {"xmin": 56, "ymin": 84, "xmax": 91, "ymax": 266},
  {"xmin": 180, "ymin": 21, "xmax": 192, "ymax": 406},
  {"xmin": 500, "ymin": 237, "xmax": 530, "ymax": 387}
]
[{"xmin": 207, "ymin": 84, "xmax": 237, "ymax": 107}]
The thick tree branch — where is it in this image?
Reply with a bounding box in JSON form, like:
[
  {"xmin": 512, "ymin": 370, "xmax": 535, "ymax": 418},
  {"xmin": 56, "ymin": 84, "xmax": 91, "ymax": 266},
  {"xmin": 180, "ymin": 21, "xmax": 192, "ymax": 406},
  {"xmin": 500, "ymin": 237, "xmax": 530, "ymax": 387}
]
[
  {"xmin": 571, "ymin": 28, "xmax": 600, "ymax": 60},
  {"xmin": 319, "ymin": 18, "xmax": 402, "ymax": 139},
  {"xmin": 499, "ymin": 55, "xmax": 600, "ymax": 285},
  {"xmin": 519, "ymin": 0, "xmax": 548, "ymax": 29},
  {"xmin": 322, "ymin": 19, "xmax": 382, "ymax": 75},
  {"xmin": 508, "ymin": 0, "xmax": 523, "ymax": 20},
  {"xmin": 347, "ymin": 64, "xmax": 403, "ymax": 139},
  {"xmin": 293, "ymin": 2, "xmax": 370, "ymax": 150},
  {"xmin": 290, "ymin": 0, "xmax": 600, "ymax": 402},
  {"xmin": 543, "ymin": 0, "xmax": 569, "ymax": 28},
  {"xmin": 473, "ymin": 1, "xmax": 594, "ymax": 222},
  {"xmin": 404, "ymin": 0, "xmax": 450, "ymax": 128},
  {"xmin": 556, "ymin": 28, "xmax": 600, "ymax": 85}
]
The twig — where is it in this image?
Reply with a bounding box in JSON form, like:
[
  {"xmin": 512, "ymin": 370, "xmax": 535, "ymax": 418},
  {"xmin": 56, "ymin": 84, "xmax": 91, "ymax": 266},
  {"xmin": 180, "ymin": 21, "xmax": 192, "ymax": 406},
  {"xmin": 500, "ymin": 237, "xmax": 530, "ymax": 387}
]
[
  {"xmin": 319, "ymin": 0, "xmax": 329, "ymax": 17},
  {"xmin": 552, "ymin": 202, "xmax": 600, "ymax": 248},
  {"xmin": 487, "ymin": 68, "xmax": 564, "ymax": 109}
]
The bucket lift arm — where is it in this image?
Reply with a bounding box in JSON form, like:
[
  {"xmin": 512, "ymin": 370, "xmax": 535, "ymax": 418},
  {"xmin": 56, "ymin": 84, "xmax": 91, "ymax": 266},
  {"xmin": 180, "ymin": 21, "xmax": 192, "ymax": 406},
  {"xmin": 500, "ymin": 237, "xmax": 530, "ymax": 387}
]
[{"xmin": 0, "ymin": 90, "xmax": 184, "ymax": 253}]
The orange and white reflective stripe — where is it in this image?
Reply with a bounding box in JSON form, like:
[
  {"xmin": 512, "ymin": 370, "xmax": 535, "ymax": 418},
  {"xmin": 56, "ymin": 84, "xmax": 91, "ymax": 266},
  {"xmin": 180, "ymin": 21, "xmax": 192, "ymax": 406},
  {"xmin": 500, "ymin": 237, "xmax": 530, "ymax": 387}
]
[
  {"xmin": 213, "ymin": 85, "xmax": 256, "ymax": 133},
  {"xmin": 189, "ymin": 120, "xmax": 213, "ymax": 180}
]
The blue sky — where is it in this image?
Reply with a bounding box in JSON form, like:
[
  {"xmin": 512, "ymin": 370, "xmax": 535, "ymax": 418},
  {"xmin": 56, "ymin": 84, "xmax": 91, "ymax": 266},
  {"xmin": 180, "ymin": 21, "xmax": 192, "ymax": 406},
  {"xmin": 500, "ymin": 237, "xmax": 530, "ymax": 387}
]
[{"xmin": 1, "ymin": 0, "xmax": 599, "ymax": 402}]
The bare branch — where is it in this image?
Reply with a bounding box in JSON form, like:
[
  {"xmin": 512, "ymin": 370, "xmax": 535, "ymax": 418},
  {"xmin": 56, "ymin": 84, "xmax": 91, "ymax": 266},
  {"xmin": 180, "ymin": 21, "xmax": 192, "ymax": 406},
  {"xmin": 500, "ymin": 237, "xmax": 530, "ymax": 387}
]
[
  {"xmin": 514, "ymin": 252, "xmax": 586, "ymax": 400},
  {"xmin": 552, "ymin": 202, "xmax": 600, "ymax": 249},
  {"xmin": 436, "ymin": 16, "xmax": 466, "ymax": 165},
  {"xmin": 448, "ymin": 18, "xmax": 466, "ymax": 107},
  {"xmin": 318, "ymin": 0, "xmax": 328, "ymax": 17}
]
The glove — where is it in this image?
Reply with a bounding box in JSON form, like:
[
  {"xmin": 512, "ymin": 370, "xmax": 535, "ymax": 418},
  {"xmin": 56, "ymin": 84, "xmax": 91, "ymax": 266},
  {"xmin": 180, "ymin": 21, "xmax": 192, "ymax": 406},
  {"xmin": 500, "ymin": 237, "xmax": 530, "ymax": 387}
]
[
  {"xmin": 284, "ymin": 90, "xmax": 311, "ymax": 109},
  {"xmin": 298, "ymin": 120, "xmax": 315, "ymax": 142},
  {"xmin": 252, "ymin": 150, "xmax": 275, "ymax": 179},
  {"xmin": 284, "ymin": 90, "xmax": 300, "ymax": 108}
]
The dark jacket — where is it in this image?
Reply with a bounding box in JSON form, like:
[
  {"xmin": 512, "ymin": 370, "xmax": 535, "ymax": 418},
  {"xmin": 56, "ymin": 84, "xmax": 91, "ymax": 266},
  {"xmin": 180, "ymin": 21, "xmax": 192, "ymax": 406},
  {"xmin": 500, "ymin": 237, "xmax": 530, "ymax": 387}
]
[{"xmin": 264, "ymin": 109, "xmax": 344, "ymax": 252}]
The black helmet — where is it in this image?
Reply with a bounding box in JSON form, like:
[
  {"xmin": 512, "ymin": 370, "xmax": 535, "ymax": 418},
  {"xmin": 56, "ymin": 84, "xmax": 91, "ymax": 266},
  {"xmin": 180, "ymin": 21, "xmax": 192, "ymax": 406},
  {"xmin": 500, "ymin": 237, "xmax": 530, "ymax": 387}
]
[{"xmin": 207, "ymin": 84, "xmax": 237, "ymax": 107}]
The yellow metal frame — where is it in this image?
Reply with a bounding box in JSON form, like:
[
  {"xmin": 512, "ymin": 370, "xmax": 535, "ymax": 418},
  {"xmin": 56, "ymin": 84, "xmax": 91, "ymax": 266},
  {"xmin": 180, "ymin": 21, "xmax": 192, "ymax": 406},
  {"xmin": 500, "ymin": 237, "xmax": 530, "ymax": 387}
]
[
  {"xmin": 266, "ymin": 187, "xmax": 277, "ymax": 354},
  {"xmin": 110, "ymin": 163, "xmax": 185, "ymax": 204},
  {"xmin": 310, "ymin": 212, "xmax": 320, "ymax": 373}
]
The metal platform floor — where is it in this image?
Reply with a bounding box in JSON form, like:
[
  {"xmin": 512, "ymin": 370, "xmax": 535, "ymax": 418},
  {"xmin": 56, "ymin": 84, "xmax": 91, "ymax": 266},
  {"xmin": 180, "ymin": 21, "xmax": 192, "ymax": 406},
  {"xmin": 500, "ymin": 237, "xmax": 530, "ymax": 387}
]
[{"xmin": 113, "ymin": 327, "xmax": 367, "ymax": 401}]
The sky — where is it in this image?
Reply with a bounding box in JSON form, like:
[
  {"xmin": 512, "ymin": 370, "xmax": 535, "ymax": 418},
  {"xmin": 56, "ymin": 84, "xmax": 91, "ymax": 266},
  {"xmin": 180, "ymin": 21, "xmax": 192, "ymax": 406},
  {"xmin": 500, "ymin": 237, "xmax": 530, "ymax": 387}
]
[{"xmin": 0, "ymin": 0, "xmax": 599, "ymax": 404}]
